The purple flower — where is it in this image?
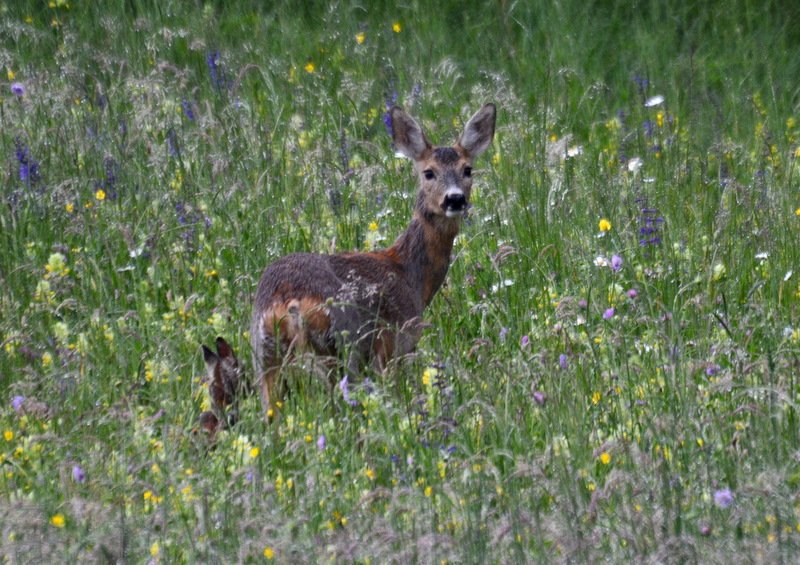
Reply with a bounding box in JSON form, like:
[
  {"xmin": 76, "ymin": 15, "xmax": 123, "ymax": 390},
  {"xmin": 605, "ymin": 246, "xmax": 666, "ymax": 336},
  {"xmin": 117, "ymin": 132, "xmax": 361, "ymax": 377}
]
[
  {"xmin": 626, "ymin": 289, "xmax": 638, "ymax": 299},
  {"xmin": 72, "ymin": 465, "xmax": 86, "ymax": 484},
  {"xmin": 714, "ymin": 488, "xmax": 734, "ymax": 509},
  {"xmin": 340, "ymin": 375, "xmax": 358, "ymax": 406},
  {"xmin": 246, "ymin": 472, "xmax": 253, "ymax": 483},
  {"xmin": 11, "ymin": 83, "xmax": 24, "ymax": 96},
  {"xmin": 706, "ymin": 365, "xmax": 719, "ymax": 376},
  {"xmin": 611, "ymin": 254, "xmax": 622, "ymax": 271},
  {"xmin": 317, "ymin": 435, "xmax": 326, "ymax": 451},
  {"xmin": 499, "ymin": 327, "xmax": 509, "ymax": 342},
  {"xmin": 603, "ymin": 307, "xmax": 615, "ymax": 319},
  {"xmin": 520, "ymin": 335, "xmax": 529, "ymax": 348},
  {"xmin": 533, "ymin": 392, "xmax": 546, "ymax": 405},
  {"xmin": 12, "ymin": 396, "xmax": 24, "ymax": 412},
  {"xmin": 578, "ymin": 300, "xmax": 587, "ymax": 310},
  {"xmin": 559, "ymin": 354, "xmax": 568, "ymax": 370}
]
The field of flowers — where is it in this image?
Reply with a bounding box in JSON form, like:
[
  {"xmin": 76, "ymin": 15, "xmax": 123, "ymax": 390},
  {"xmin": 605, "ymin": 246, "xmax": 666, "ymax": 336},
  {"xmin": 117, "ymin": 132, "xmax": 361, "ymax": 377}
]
[{"xmin": 2, "ymin": 0, "xmax": 800, "ymax": 562}]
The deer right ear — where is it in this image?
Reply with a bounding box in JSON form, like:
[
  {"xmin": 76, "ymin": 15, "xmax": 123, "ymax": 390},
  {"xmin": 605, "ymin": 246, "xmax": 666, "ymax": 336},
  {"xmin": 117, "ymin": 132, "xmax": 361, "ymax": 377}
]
[
  {"xmin": 391, "ymin": 106, "xmax": 431, "ymax": 161},
  {"xmin": 457, "ymin": 103, "xmax": 496, "ymax": 158}
]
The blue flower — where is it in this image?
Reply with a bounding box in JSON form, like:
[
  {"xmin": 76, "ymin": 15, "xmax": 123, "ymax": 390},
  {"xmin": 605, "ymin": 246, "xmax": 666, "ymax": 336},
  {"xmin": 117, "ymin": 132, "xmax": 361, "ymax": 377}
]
[
  {"xmin": 72, "ymin": 465, "xmax": 86, "ymax": 484},
  {"xmin": 713, "ymin": 488, "xmax": 734, "ymax": 509}
]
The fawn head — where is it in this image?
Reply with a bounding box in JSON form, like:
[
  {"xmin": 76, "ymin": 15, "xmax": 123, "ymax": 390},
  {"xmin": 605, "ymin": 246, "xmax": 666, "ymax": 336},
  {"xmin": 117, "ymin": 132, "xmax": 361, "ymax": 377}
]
[{"xmin": 390, "ymin": 103, "xmax": 496, "ymax": 228}]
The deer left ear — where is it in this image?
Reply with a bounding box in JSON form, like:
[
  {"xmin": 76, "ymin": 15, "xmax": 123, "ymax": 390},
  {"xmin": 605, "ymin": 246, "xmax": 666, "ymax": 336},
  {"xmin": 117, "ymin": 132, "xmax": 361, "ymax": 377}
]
[{"xmin": 457, "ymin": 103, "xmax": 496, "ymax": 158}]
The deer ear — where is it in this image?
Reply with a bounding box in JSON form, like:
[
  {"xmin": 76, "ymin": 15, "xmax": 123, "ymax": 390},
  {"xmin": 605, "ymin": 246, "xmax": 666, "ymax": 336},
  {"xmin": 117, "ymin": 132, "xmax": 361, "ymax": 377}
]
[
  {"xmin": 214, "ymin": 337, "xmax": 236, "ymax": 362},
  {"xmin": 202, "ymin": 344, "xmax": 218, "ymax": 368},
  {"xmin": 391, "ymin": 106, "xmax": 432, "ymax": 161},
  {"xmin": 457, "ymin": 103, "xmax": 496, "ymax": 158}
]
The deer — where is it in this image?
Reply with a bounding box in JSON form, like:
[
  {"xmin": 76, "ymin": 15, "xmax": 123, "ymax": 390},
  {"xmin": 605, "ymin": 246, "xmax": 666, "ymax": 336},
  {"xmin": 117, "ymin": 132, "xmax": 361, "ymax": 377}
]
[
  {"xmin": 200, "ymin": 103, "xmax": 496, "ymax": 432},
  {"xmin": 194, "ymin": 337, "xmax": 241, "ymax": 439}
]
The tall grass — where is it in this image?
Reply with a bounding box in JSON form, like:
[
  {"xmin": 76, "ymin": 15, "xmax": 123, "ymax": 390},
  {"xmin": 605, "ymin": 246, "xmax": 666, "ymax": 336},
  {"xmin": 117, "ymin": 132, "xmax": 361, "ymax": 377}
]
[{"xmin": 2, "ymin": 0, "xmax": 800, "ymax": 562}]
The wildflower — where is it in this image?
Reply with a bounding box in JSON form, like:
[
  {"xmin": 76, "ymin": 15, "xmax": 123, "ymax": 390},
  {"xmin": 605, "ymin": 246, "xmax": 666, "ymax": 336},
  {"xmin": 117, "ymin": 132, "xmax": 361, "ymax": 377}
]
[
  {"xmin": 356, "ymin": 32, "xmax": 365, "ymax": 44},
  {"xmin": 706, "ymin": 365, "xmax": 719, "ymax": 376},
  {"xmin": 499, "ymin": 327, "xmax": 509, "ymax": 342},
  {"xmin": 714, "ymin": 488, "xmax": 734, "ymax": 509},
  {"xmin": 520, "ymin": 335, "xmax": 529, "ymax": 348},
  {"xmin": 72, "ymin": 465, "xmax": 86, "ymax": 483},
  {"xmin": 369, "ymin": 222, "xmax": 378, "ymax": 231},
  {"xmin": 340, "ymin": 375, "xmax": 357, "ymax": 406},
  {"xmin": 392, "ymin": 22, "xmax": 401, "ymax": 33},
  {"xmin": 533, "ymin": 392, "xmax": 545, "ymax": 405},
  {"xmin": 12, "ymin": 396, "xmax": 24, "ymax": 412},
  {"xmin": 182, "ymin": 99, "xmax": 195, "ymax": 121},
  {"xmin": 264, "ymin": 547, "xmax": 274, "ymax": 559},
  {"xmin": 594, "ymin": 256, "xmax": 608, "ymax": 267},
  {"xmin": 50, "ymin": 513, "xmax": 65, "ymax": 528},
  {"xmin": 559, "ymin": 354, "xmax": 567, "ymax": 370},
  {"xmin": 4, "ymin": 430, "xmax": 12, "ymax": 441},
  {"xmin": 611, "ymin": 254, "xmax": 622, "ymax": 271},
  {"xmin": 150, "ymin": 542, "xmax": 159, "ymax": 557},
  {"xmin": 95, "ymin": 189, "xmax": 105, "ymax": 201},
  {"xmin": 600, "ymin": 452, "xmax": 611, "ymax": 464},
  {"xmin": 14, "ymin": 138, "xmax": 40, "ymax": 186},
  {"xmin": 249, "ymin": 446, "xmax": 260, "ymax": 458},
  {"xmin": 598, "ymin": 219, "xmax": 611, "ymax": 232},
  {"xmin": 627, "ymin": 158, "xmax": 643, "ymax": 172},
  {"xmin": 11, "ymin": 83, "xmax": 24, "ymax": 96},
  {"xmin": 644, "ymin": 95, "xmax": 664, "ymax": 107},
  {"xmin": 304, "ymin": 62, "xmax": 315, "ymax": 73},
  {"xmin": 566, "ymin": 145, "xmax": 583, "ymax": 158},
  {"xmin": 626, "ymin": 289, "xmax": 638, "ymax": 299},
  {"xmin": 317, "ymin": 435, "xmax": 326, "ymax": 451},
  {"xmin": 603, "ymin": 307, "xmax": 615, "ymax": 319}
]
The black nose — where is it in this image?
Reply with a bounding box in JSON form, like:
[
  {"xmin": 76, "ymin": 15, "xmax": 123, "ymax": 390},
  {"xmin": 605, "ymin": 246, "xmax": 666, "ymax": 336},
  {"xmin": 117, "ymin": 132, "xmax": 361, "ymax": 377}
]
[{"xmin": 442, "ymin": 191, "xmax": 467, "ymax": 212}]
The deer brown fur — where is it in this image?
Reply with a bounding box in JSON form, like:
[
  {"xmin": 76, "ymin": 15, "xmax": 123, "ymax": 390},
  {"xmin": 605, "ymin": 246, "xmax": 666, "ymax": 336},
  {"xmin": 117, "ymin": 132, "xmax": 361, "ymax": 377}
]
[{"xmin": 205, "ymin": 103, "xmax": 496, "ymax": 430}]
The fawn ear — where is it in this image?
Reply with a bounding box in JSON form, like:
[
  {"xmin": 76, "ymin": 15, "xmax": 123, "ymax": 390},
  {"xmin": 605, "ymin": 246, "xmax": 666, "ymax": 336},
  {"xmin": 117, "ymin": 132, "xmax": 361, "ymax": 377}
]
[
  {"xmin": 202, "ymin": 344, "xmax": 218, "ymax": 368},
  {"xmin": 457, "ymin": 103, "xmax": 496, "ymax": 158},
  {"xmin": 214, "ymin": 337, "xmax": 236, "ymax": 362},
  {"xmin": 391, "ymin": 106, "xmax": 431, "ymax": 161}
]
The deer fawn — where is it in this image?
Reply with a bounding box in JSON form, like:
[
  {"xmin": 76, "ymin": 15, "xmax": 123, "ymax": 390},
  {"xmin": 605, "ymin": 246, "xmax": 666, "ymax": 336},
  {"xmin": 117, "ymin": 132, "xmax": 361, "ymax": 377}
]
[
  {"xmin": 200, "ymin": 103, "xmax": 496, "ymax": 432},
  {"xmin": 194, "ymin": 337, "xmax": 241, "ymax": 439}
]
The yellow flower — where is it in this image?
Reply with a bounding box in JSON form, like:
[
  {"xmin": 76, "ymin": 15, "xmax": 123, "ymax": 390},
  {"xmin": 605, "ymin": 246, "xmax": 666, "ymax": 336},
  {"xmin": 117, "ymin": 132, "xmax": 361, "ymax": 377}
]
[
  {"xmin": 95, "ymin": 189, "xmax": 105, "ymax": 201},
  {"xmin": 598, "ymin": 218, "xmax": 611, "ymax": 232},
  {"xmin": 7, "ymin": 70, "xmax": 14, "ymax": 80},
  {"xmin": 66, "ymin": 203, "xmax": 73, "ymax": 213},
  {"xmin": 425, "ymin": 486, "xmax": 432, "ymax": 497},
  {"xmin": 392, "ymin": 22, "xmax": 401, "ymax": 33},
  {"xmin": 600, "ymin": 452, "xmax": 611, "ymax": 465},
  {"xmin": 592, "ymin": 391, "xmax": 601, "ymax": 405},
  {"xmin": 304, "ymin": 62, "xmax": 315, "ymax": 73},
  {"xmin": 356, "ymin": 33, "xmax": 365, "ymax": 44},
  {"xmin": 150, "ymin": 541, "xmax": 159, "ymax": 557},
  {"xmin": 143, "ymin": 490, "xmax": 152, "ymax": 500},
  {"xmin": 4, "ymin": 430, "xmax": 12, "ymax": 441},
  {"xmin": 264, "ymin": 547, "xmax": 274, "ymax": 559},
  {"xmin": 796, "ymin": 208, "xmax": 800, "ymax": 216},
  {"xmin": 366, "ymin": 469, "xmax": 375, "ymax": 480},
  {"xmin": 50, "ymin": 513, "xmax": 65, "ymax": 528},
  {"xmin": 368, "ymin": 222, "xmax": 378, "ymax": 231},
  {"xmin": 249, "ymin": 446, "xmax": 260, "ymax": 458}
]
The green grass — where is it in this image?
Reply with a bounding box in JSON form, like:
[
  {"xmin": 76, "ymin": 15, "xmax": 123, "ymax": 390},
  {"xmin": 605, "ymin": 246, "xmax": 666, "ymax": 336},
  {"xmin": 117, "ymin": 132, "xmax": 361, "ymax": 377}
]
[{"xmin": 2, "ymin": 0, "xmax": 800, "ymax": 562}]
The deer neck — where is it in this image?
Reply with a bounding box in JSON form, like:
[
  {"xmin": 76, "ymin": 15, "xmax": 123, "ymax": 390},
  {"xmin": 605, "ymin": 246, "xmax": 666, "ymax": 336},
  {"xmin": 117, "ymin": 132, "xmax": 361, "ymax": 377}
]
[{"xmin": 387, "ymin": 209, "xmax": 461, "ymax": 308}]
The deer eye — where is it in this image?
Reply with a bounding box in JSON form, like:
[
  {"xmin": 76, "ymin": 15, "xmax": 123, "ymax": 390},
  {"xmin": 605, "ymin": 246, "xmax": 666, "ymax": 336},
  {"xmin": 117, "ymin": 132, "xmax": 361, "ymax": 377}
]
[
  {"xmin": 423, "ymin": 170, "xmax": 435, "ymax": 180},
  {"xmin": 464, "ymin": 167, "xmax": 472, "ymax": 178}
]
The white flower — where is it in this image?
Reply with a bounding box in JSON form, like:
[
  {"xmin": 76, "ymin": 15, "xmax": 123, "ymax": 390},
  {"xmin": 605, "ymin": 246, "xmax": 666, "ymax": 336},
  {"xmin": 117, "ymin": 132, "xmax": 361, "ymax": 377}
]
[
  {"xmin": 566, "ymin": 146, "xmax": 583, "ymax": 158},
  {"xmin": 594, "ymin": 256, "xmax": 608, "ymax": 267},
  {"xmin": 784, "ymin": 270, "xmax": 793, "ymax": 281},
  {"xmin": 645, "ymin": 95, "xmax": 664, "ymax": 107},
  {"xmin": 627, "ymin": 158, "xmax": 643, "ymax": 173},
  {"xmin": 754, "ymin": 252, "xmax": 769, "ymax": 260},
  {"xmin": 783, "ymin": 326, "xmax": 795, "ymax": 339}
]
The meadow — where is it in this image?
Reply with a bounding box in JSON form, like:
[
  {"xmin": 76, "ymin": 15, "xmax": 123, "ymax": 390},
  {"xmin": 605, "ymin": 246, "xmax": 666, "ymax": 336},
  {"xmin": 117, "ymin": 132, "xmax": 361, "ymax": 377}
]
[{"xmin": 2, "ymin": 0, "xmax": 800, "ymax": 562}]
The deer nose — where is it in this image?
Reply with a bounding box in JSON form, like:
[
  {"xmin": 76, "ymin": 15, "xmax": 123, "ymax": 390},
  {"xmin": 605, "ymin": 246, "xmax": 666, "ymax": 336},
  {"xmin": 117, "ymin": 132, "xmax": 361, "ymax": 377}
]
[{"xmin": 442, "ymin": 190, "xmax": 467, "ymax": 216}]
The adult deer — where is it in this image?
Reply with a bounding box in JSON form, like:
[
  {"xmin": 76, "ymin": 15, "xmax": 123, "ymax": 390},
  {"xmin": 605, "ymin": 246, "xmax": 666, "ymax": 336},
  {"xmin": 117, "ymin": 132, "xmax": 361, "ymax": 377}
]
[{"xmin": 204, "ymin": 103, "xmax": 496, "ymax": 430}]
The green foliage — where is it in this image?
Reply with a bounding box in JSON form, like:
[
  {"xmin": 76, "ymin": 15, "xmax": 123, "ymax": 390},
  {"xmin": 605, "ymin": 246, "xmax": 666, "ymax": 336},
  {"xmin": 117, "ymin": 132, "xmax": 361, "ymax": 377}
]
[{"xmin": 2, "ymin": 0, "xmax": 800, "ymax": 562}]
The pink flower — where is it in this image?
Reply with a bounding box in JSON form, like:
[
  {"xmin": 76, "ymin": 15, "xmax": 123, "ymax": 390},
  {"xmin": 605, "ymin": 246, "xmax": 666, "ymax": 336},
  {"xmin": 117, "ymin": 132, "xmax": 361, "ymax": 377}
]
[{"xmin": 603, "ymin": 307, "xmax": 615, "ymax": 319}]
